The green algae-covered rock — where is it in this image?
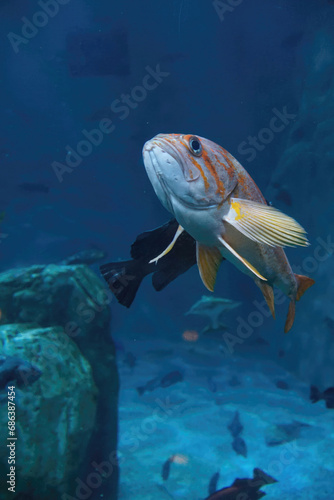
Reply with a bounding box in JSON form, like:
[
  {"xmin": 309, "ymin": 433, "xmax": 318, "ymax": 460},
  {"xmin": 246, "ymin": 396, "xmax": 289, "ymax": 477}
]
[
  {"xmin": 0, "ymin": 264, "xmax": 110, "ymax": 337},
  {"xmin": 0, "ymin": 264, "xmax": 119, "ymax": 500},
  {"xmin": 0, "ymin": 323, "xmax": 97, "ymax": 498}
]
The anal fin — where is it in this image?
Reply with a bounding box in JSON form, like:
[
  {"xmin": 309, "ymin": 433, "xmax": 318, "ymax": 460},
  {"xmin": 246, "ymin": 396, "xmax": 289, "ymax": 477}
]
[
  {"xmin": 196, "ymin": 244, "xmax": 222, "ymax": 292},
  {"xmin": 285, "ymin": 300, "xmax": 295, "ymax": 333},
  {"xmin": 218, "ymin": 236, "xmax": 267, "ymax": 281},
  {"xmin": 255, "ymin": 279, "xmax": 275, "ymax": 319}
]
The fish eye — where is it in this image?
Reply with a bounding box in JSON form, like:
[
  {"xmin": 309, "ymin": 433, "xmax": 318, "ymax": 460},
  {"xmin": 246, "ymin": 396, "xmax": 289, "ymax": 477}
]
[{"xmin": 188, "ymin": 136, "xmax": 202, "ymax": 157}]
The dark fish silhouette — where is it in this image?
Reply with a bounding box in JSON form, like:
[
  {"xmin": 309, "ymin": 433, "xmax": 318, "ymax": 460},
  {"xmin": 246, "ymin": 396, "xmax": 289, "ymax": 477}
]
[
  {"xmin": 123, "ymin": 352, "xmax": 137, "ymax": 369},
  {"xmin": 137, "ymin": 370, "xmax": 183, "ymax": 396},
  {"xmin": 60, "ymin": 248, "xmax": 107, "ymax": 266},
  {"xmin": 205, "ymin": 468, "xmax": 277, "ymax": 500},
  {"xmin": 208, "ymin": 472, "xmax": 220, "ymax": 496},
  {"xmin": 136, "ymin": 376, "xmax": 160, "ymax": 396},
  {"xmin": 266, "ymin": 420, "xmax": 311, "ymax": 447},
  {"xmin": 232, "ymin": 436, "xmax": 247, "ymax": 458},
  {"xmin": 100, "ymin": 219, "xmax": 196, "ymax": 308},
  {"xmin": 19, "ymin": 182, "xmax": 49, "ymax": 194},
  {"xmin": 160, "ymin": 371, "xmax": 183, "ymax": 388},
  {"xmin": 0, "ymin": 356, "xmax": 41, "ymax": 390},
  {"xmin": 275, "ymin": 379, "xmax": 289, "ymax": 390},
  {"xmin": 310, "ymin": 385, "xmax": 334, "ymax": 409},
  {"xmin": 161, "ymin": 458, "xmax": 171, "ymax": 481},
  {"xmin": 228, "ymin": 411, "xmax": 243, "ymax": 438},
  {"xmin": 161, "ymin": 454, "xmax": 188, "ymax": 481}
]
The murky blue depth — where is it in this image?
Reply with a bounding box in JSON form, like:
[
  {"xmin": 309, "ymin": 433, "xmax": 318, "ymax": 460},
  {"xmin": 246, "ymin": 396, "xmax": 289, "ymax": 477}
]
[{"xmin": 0, "ymin": 1, "xmax": 334, "ymax": 499}]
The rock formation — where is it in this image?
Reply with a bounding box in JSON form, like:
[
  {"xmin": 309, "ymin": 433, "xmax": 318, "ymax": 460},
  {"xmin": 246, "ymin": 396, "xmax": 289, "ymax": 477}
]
[{"xmin": 0, "ymin": 264, "xmax": 119, "ymax": 499}]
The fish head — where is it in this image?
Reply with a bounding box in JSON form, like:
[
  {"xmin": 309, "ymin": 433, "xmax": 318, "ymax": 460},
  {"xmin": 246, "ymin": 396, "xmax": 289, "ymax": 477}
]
[{"xmin": 142, "ymin": 134, "xmax": 238, "ymax": 215}]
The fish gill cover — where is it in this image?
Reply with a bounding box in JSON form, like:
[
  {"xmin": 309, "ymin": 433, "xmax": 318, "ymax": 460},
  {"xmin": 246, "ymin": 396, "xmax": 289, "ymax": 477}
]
[{"xmin": 0, "ymin": 0, "xmax": 334, "ymax": 499}]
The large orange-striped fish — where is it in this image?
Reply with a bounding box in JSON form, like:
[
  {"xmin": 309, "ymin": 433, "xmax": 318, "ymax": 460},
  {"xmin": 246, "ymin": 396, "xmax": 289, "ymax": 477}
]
[{"xmin": 142, "ymin": 133, "xmax": 315, "ymax": 333}]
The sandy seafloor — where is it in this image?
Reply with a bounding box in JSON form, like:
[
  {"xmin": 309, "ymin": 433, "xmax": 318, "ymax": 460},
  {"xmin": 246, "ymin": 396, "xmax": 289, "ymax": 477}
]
[{"xmin": 116, "ymin": 338, "xmax": 334, "ymax": 500}]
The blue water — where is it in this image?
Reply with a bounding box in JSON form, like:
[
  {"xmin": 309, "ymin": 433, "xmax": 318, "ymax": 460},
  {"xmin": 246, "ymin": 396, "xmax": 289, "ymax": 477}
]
[{"xmin": 0, "ymin": 0, "xmax": 334, "ymax": 498}]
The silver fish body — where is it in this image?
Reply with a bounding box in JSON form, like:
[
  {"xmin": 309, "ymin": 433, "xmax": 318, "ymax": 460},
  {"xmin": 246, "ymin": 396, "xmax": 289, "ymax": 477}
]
[{"xmin": 143, "ymin": 133, "xmax": 315, "ymax": 332}]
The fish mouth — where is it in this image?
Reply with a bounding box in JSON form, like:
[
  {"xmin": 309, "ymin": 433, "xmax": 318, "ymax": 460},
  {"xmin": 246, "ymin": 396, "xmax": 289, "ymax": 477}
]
[
  {"xmin": 145, "ymin": 134, "xmax": 184, "ymax": 162},
  {"xmin": 143, "ymin": 135, "xmax": 219, "ymax": 211},
  {"xmin": 143, "ymin": 142, "xmax": 174, "ymax": 213}
]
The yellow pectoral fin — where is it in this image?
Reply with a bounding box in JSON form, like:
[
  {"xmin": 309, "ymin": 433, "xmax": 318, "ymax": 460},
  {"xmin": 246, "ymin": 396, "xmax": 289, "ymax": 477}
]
[
  {"xmin": 218, "ymin": 236, "xmax": 267, "ymax": 281},
  {"xmin": 196, "ymin": 243, "xmax": 223, "ymax": 292},
  {"xmin": 149, "ymin": 225, "xmax": 184, "ymax": 264},
  {"xmin": 224, "ymin": 198, "xmax": 309, "ymax": 248}
]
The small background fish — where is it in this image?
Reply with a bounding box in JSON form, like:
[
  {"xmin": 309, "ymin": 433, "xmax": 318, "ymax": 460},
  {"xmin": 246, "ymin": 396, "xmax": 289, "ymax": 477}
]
[
  {"xmin": 185, "ymin": 296, "xmax": 241, "ymax": 333},
  {"xmin": 0, "ymin": 2, "xmax": 333, "ymax": 499}
]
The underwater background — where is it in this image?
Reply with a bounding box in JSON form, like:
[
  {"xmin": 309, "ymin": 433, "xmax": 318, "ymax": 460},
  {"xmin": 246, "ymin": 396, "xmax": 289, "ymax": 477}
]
[{"xmin": 0, "ymin": 0, "xmax": 334, "ymax": 498}]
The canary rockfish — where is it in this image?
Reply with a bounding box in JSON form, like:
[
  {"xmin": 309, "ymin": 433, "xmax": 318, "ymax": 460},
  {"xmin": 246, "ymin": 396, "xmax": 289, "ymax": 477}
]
[{"xmin": 142, "ymin": 133, "xmax": 315, "ymax": 333}]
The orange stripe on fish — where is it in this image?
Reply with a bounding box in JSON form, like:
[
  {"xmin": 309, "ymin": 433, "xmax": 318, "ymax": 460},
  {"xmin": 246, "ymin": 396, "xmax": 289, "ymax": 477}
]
[
  {"xmin": 220, "ymin": 149, "xmax": 236, "ymax": 180},
  {"xmin": 187, "ymin": 154, "xmax": 210, "ymax": 190},
  {"xmin": 214, "ymin": 152, "xmax": 236, "ymax": 188},
  {"xmin": 201, "ymin": 148, "xmax": 225, "ymax": 198},
  {"xmin": 181, "ymin": 137, "xmax": 210, "ymax": 190}
]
